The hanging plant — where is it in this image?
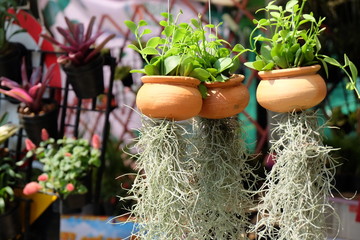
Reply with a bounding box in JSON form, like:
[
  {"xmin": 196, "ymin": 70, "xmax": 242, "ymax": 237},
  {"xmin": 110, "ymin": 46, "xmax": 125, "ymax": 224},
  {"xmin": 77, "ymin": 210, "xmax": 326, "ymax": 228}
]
[
  {"xmin": 191, "ymin": 117, "xmax": 257, "ymax": 239},
  {"xmin": 122, "ymin": 119, "xmax": 198, "ymax": 239},
  {"xmin": 252, "ymin": 111, "xmax": 339, "ymax": 239}
]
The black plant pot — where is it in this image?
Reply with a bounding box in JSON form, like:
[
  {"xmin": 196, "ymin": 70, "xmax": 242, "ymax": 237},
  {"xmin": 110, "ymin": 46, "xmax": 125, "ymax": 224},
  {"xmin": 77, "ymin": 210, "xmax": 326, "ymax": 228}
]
[
  {"xmin": 19, "ymin": 100, "xmax": 59, "ymax": 145},
  {"xmin": 0, "ymin": 202, "xmax": 21, "ymax": 240},
  {"xmin": 63, "ymin": 55, "xmax": 105, "ymax": 99}
]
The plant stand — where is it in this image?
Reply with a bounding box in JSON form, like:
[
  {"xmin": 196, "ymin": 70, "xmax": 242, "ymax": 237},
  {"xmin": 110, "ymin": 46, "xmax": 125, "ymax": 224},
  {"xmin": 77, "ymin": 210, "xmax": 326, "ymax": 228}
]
[
  {"xmin": 253, "ymin": 111, "xmax": 338, "ymax": 239},
  {"xmin": 191, "ymin": 117, "xmax": 256, "ymax": 239}
]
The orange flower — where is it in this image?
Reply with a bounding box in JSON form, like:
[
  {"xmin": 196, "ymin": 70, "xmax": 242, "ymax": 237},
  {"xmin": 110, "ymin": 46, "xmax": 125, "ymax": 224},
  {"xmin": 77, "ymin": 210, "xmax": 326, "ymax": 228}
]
[
  {"xmin": 64, "ymin": 152, "xmax": 72, "ymax": 157},
  {"xmin": 91, "ymin": 134, "xmax": 101, "ymax": 149},
  {"xmin": 23, "ymin": 182, "xmax": 42, "ymax": 195},
  {"xmin": 25, "ymin": 138, "xmax": 36, "ymax": 151},
  {"xmin": 41, "ymin": 128, "xmax": 49, "ymax": 141},
  {"xmin": 37, "ymin": 174, "xmax": 48, "ymax": 182},
  {"xmin": 66, "ymin": 183, "xmax": 75, "ymax": 192}
]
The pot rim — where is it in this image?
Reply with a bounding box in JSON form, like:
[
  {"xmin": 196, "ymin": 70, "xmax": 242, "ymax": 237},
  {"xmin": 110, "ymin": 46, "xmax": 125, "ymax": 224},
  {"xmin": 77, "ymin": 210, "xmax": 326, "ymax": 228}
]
[
  {"xmin": 141, "ymin": 75, "xmax": 200, "ymax": 87},
  {"xmin": 258, "ymin": 64, "xmax": 321, "ymax": 80},
  {"xmin": 203, "ymin": 74, "xmax": 245, "ymax": 88}
]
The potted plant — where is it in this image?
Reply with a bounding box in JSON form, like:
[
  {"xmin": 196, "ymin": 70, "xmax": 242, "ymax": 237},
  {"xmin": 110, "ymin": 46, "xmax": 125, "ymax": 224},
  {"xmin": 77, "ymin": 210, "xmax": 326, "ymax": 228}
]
[
  {"xmin": 41, "ymin": 16, "xmax": 115, "ymax": 99},
  {"xmin": 240, "ymin": 1, "xmax": 347, "ymax": 239},
  {"xmin": 0, "ymin": 121, "xmax": 22, "ymax": 240},
  {"xmin": 188, "ymin": 14, "xmax": 250, "ymax": 119},
  {"xmin": 23, "ymin": 132, "xmax": 101, "ymax": 207},
  {"xmin": 0, "ymin": 0, "xmax": 25, "ymax": 85},
  {"xmin": 243, "ymin": 0, "xmax": 358, "ymax": 112},
  {"xmin": 125, "ymin": 11, "xmax": 209, "ymax": 121},
  {"xmin": 0, "ymin": 62, "xmax": 58, "ymax": 145}
]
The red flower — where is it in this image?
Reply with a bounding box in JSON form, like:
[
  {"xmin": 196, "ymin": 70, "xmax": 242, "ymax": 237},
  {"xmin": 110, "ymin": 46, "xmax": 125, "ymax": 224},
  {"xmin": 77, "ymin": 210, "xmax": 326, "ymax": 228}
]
[
  {"xmin": 41, "ymin": 128, "xmax": 49, "ymax": 141},
  {"xmin": 91, "ymin": 134, "xmax": 101, "ymax": 149},
  {"xmin": 25, "ymin": 139, "xmax": 36, "ymax": 151},
  {"xmin": 64, "ymin": 152, "xmax": 72, "ymax": 157},
  {"xmin": 66, "ymin": 183, "xmax": 75, "ymax": 192},
  {"xmin": 37, "ymin": 174, "xmax": 48, "ymax": 182},
  {"xmin": 23, "ymin": 182, "xmax": 42, "ymax": 195}
]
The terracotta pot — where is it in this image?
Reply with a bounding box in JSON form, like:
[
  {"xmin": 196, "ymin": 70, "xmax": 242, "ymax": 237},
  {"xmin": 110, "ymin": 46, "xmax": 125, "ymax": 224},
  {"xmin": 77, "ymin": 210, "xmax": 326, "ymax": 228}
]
[
  {"xmin": 198, "ymin": 75, "xmax": 250, "ymax": 119},
  {"xmin": 256, "ymin": 65, "xmax": 327, "ymax": 113},
  {"xmin": 136, "ymin": 76, "xmax": 202, "ymax": 121}
]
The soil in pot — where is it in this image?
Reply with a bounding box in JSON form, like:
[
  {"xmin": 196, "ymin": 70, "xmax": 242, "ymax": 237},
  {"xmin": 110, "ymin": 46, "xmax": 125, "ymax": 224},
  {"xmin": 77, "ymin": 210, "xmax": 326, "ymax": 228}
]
[
  {"xmin": 62, "ymin": 55, "xmax": 104, "ymax": 99},
  {"xmin": 18, "ymin": 100, "xmax": 59, "ymax": 145}
]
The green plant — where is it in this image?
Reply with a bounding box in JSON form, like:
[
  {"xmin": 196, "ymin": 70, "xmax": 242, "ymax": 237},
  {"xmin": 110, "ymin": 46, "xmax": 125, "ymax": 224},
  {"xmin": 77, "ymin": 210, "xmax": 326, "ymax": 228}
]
[
  {"xmin": 0, "ymin": 0, "xmax": 23, "ymax": 54},
  {"xmin": 0, "ymin": 157, "xmax": 21, "ymax": 214},
  {"xmin": 23, "ymin": 133, "xmax": 101, "ymax": 198},
  {"xmin": 125, "ymin": 11, "xmax": 245, "ymax": 96},
  {"xmin": 244, "ymin": 0, "xmax": 359, "ymax": 98},
  {"xmin": 0, "ymin": 62, "xmax": 55, "ymax": 114},
  {"xmin": 41, "ymin": 16, "xmax": 115, "ymax": 67}
]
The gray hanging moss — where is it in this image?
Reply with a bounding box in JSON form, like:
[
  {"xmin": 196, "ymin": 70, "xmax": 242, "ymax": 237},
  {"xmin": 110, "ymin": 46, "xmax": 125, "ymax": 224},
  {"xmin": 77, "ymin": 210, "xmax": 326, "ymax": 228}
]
[
  {"xmin": 191, "ymin": 117, "xmax": 258, "ymax": 240},
  {"xmin": 123, "ymin": 118, "xmax": 198, "ymax": 240},
  {"xmin": 253, "ymin": 111, "xmax": 339, "ymax": 240}
]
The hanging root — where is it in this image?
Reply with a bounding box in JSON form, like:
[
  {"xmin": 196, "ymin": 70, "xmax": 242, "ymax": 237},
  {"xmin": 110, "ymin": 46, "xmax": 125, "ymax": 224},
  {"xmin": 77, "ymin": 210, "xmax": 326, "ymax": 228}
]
[
  {"xmin": 191, "ymin": 117, "xmax": 258, "ymax": 240},
  {"xmin": 122, "ymin": 117, "xmax": 198, "ymax": 240},
  {"xmin": 253, "ymin": 111, "xmax": 340, "ymax": 240}
]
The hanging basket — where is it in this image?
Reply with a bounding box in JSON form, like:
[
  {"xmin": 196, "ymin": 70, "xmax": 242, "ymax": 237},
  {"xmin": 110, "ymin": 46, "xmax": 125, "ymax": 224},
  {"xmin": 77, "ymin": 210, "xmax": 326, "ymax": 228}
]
[
  {"xmin": 62, "ymin": 55, "xmax": 104, "ymax": 99},
  {"xmin": 18, "ymin": 100, "xmax": 59, "ymax": 145},
  {"xmin": 136, "ymin": 76, "xmax": 202, "ymax": 121},
  {"xmin": 198, "ymin": 75, "xmax": 249, "ymax": 119},
  {"xmin": 256, "ymin": 65, "xmax": 327, "ymax": 113}
]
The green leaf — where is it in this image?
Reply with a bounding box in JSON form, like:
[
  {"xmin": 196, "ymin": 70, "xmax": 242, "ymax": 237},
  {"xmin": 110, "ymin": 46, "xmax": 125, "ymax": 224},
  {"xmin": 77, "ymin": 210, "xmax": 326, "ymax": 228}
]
[
  {"xmin": 270, "ymin": 12, "xmax": 280, "ymax": 19},
  {"xmin": 130, "ymin": 69, "xmax": 146, "ymax": 74},
  {"xmin": 164, "ymin": 55, "xmax": 181, "ymax": 75},
  {"xmin": 205, "ymin": 24, "xmax": 215, "ymax": 28},
  {"xmin": 214, "ymin": 57, "xmax": 233, "ymax": 73},
  {"xmin": 146, "ymin": 37, "xmax": 160, "ymax": 48},
  {"xmin": 244, "ymin": 60, "xmax": 265, "ymax": 71},
  {"xmin": 144, "ymin": 65, "xmax": 159, "ymax": 75},
  {"xmin": 124, "ymin": 20, "xmax": 137, "ymax": 33},
  {"xmin": 140, "ymin": 28, "xmax": 152, "ymax": 37},
  {"xmin": 323, "ymin": 57, "xmax": 341, "ymax": 67},
  {"xmin": 163, "ymin": 26, "xmax": 174, "ymax": 37},
  {"xmin": 159, "ymin": 20, "xmax": 168, "ymax": 27},
  {"xmin": 346, "ymin": 82, "xmax": 356, "ymax": 90},
  {"xmin": 286, "ymin": 0, "xmax": 298, "ymax": 11},
  {"xmin": 138, "ymin": 20, "xmax": 147, "ymax": 27},
  {"xmin": 190, "ymin": 18, "xmax": 200, "ymax": 28},
  {"xmin": 232, "ymin": 44, "xmax": 245, "ymax": 52},
  {"xmin": 303, "ymin": 14, "xmax": 316, "ymax": 23},
  {"xmin": 349, "ymin": 61, "xmax": 358, "ymax": 82},
  {"xmin": 127, "ymin": 44, "xmax": 140, "ymax": 52},
  {"xmin": 262, "ymin": 62, "xmax": 275, "ymax": 70},
  {"xmin": 141, "ymin": 47, "xmax": 159, "ymax": 55},
  {"xmin": 173, "ymin": 28, "xmax": 186, "ymax": 42},
  {"xmin": 260, "ymin": 44, "xmax": 272, "ymax": 61},
  {"xmin": 189, "ymin": 68, "xmax": 211, "ymax": 81},
  {"xmin": 344, "ymin": 54, "xmax": 350, "ymax": 66}
]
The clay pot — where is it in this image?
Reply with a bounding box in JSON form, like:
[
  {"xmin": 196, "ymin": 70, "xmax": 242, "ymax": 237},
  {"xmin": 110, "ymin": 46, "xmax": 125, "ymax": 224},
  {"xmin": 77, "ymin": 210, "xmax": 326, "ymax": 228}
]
[
  {"xmin": 136, "ymin": 76, "xmax": 202, "ymax": 121},
  {"xmin": 198, "ymin": 75, "xmax": 250, "ymax": 119},
  {"xmin": 256, "ymin": 65, "xmax": 327, "ymax": 113}
]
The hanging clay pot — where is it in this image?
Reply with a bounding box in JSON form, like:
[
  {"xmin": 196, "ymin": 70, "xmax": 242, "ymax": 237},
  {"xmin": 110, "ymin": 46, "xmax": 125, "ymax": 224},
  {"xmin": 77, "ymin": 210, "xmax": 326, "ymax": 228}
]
[
  {"xmin": 18, "ymin": 99, "xmax": 59, "ymax": 145},
  {"xmin": 62, "ymin": 54, "xmax": 104, "ymax": 99},
  {"xmin": 256, "ymin": 65, "xmax": 327, "ymax": 113},
  {"xmin": 136, "ymin": 76, "xmax": 202, "ymax": 121},
  {"xmin": 198, "ymin": 75, "xmax": 249, "ymax": 119}
]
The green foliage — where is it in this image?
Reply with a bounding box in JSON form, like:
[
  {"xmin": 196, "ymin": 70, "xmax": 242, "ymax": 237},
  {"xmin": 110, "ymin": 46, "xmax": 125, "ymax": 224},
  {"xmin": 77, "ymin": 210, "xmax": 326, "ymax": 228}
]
[
  {"xmin": 243, "ymin": 0, "xmax": 359, "ymax": 99},
  {"xmin": 125, "ymin": 11, "xmax": 245, "ymax": 97},
  {"xmin": 0, "ymin": 157, "xmax": 21, "ymax": 214},
  {"xmin": 27, "ymin": 136, "xmax": 101, "ymax": 198},
  {"xmin": 0, "ymin": 0, "xmax": 23, "ymax": 54}
]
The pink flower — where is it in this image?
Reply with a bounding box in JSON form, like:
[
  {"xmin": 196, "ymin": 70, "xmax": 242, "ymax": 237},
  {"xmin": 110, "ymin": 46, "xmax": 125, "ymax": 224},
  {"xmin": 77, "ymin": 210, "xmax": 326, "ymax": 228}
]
[
  {"xmin": 64, "ymin": 152, "xmax": 72, "ymax": 157},
  {"xmin": 264, "ymin": 153, "xmax": 276, "ymax": 168},
  {"xmin": 41, "ymin": 128, "xmax": 49, "ymax": 141},
  {"xmin": 37, "ymin": 174, "xmax": 48, "ymax": 182},
  {"xmin": 91, "ymin": 134, "xmax": 101, "ymax": 149},
  {"xmin": 66, "ymin": 183, "xmax": 75, "ymax": 192},
  {"xmin": 25, "ymin": 139, "xmax": 36, "ymax": 151},
  {"xmin": 23, "ymin": 182, "xmax": 42, "ymax": 195}
]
